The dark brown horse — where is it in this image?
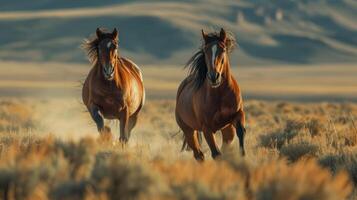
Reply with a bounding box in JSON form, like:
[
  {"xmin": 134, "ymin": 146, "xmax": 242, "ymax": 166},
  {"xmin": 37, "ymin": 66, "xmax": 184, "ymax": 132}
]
[
  {"xmin": 175, "ymin": 28, "xmax": 246, "ymax": 161},
  {"xmin": 82, "ymin": 28, "xmax": 145, "ymax": 143}
]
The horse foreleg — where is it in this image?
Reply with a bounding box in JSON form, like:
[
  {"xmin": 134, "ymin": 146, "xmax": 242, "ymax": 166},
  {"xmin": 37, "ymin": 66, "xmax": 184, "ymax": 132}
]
[
  {"xmin": 89, "ymin": 105, "xmax": 104, "ymax": 133},
  {"xmin": 203, "ymin": 131, "xmax": 221, "ymax": 159},
  {"xmin": 235, "ymin": 110, "xmax": 246, "ymax": 156},
  {"xmin": 185, "ymin": 130, "xmax": 205, "ymax": 161},
  {"xmin": 176, "ymin": 113, "xmax": 204, "ymax": 161},
  {"xmin": 119, "ymin": 107, "xmax": 129, "ymax": 144}
]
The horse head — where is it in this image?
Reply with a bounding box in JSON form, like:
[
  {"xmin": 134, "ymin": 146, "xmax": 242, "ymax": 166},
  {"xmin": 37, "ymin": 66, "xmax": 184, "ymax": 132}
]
[{"xmin": 96, "ymin": 28, "xmax": 119, "ymax": 81}]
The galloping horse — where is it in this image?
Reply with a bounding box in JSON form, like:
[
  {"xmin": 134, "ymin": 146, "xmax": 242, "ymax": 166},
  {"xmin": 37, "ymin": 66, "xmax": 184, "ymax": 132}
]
[
  {"xmin": 82, "ymin": 28, "xmax": 145, "ymax": 143},
  {"xmin": 175, "ymin": 28, "xmax": 246, "ymax": 161}
]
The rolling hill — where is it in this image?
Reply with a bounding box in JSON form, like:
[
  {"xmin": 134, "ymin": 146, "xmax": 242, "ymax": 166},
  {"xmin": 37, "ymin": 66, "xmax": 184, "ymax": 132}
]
[{"xmin": 0, "ymin": 0, "xmax": 356, "ymax": 65}]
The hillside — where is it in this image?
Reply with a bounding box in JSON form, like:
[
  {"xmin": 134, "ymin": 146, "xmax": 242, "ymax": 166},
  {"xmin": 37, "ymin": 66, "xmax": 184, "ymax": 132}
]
[{"xmin": 0, "ymin": 0, "xmax": 356, "ymax": 65}]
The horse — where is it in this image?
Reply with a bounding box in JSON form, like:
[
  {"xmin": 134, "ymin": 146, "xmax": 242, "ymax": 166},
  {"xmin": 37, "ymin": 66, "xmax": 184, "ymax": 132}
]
[
  {"xmin": 82, "ymin": 27, "xmax": 145, "ymax": 143},
  {"xmin": 175, "ymin": 28, "xmax": 246, "ymax": 161}
]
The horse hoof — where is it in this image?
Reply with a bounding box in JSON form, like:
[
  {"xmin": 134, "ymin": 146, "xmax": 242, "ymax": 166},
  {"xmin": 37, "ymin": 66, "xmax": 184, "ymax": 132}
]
[
  {"xmin": 194, "ymin": 151, "xmax": 205, "ymax": 162},
  {"xmin": 212, "ymin": 152, "xmax": 222, "ymax": 160},
  {"xmin": 119, "ymin": 137, "xmax": 128, "ymax": 144}
]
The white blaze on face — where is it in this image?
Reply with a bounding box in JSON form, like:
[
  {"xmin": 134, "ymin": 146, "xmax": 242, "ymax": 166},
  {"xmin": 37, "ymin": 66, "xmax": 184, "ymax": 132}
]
[
  {"xmin": 107, "ymin": 41, "xmax": 112, "ymax": 49},
  {"xmin": 211, "ymin": 44, "xmax": 217, "ymax": 67}
]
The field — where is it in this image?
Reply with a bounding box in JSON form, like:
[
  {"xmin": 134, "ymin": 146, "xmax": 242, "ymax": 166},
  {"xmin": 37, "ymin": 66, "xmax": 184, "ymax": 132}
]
[
  {"xmin": 1, "ymin": 0, "xmax": 356, "ymax": 199},
  {"xmin": 0, "ymin": 60, "xmax": 357, "ymax": 199},
  {"xmin": 0, "ymin": 61, "xmax": 357, "ymax": 199}
]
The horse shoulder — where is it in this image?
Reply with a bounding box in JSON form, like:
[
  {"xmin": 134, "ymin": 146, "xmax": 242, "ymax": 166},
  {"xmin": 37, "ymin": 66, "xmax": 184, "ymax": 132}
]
[
  {"xmin": 221, "ymin": 76, "xmax": 243, "ymax": 115},
  {"xmin": 176, "ymin": 76, "xmax": 201, "ymax": 129},
  {"xmin": 119, "ymin": 57, "xmax": 145, "ymax": 112},
  {"xmin": 82, "ymin": 66, "xmax": 98, "ymax": 103},
  {"xmin": 177, "ymin": 75, "xmax": 195, "ymax": 100},
  {"xmin": 120, "ymin": 57, "xmax": 143, "ymax": 81}
]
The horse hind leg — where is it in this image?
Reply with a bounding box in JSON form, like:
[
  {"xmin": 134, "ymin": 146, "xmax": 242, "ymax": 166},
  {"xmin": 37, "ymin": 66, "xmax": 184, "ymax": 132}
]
[
  {"xmin": 236, "ymin": 110, "xmax": 246, "ymax": 156},
  {"xmin": 237, "ymin": 124, "xmax": 246, "ymax": 156},
  {"xmin": 119, "ymin": 107, "xmax": 130, "ymax": 144},
  {"xmin": 127, "ymin": 113, "xmax": 139, "ymax": 139},
  {"xmin": 221, "ymin": 125, "xmax": 235, "ymax": 154}
]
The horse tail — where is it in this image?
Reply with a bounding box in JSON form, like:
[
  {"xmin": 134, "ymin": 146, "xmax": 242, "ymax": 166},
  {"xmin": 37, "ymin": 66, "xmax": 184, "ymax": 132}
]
[{"xmin": 181, "ymin": 138, "xmax": 187, "ymax": 152}]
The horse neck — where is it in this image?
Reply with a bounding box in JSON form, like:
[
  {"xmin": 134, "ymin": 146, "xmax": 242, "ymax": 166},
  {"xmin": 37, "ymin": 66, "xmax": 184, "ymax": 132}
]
[
  {"xmin": 94, "ymin": 62, "xmax": 106, "ymax": 82},
  {"xmin": 113, "ymin": 58, "xmax": 129, "ymax": 89},
  {"xmin": 223, "ymin": 59, "xmax": 232, "ymax": 85}
]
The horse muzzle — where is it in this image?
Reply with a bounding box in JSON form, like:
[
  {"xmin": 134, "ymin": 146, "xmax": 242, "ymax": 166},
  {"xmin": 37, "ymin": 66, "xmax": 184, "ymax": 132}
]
[
  {"xmin": 103, "ymin": 65, "xmax": 115, "ymax": 80},
  {"xmin": 207, "ymin": 72, "xmax": 222, "ymax": 88}
]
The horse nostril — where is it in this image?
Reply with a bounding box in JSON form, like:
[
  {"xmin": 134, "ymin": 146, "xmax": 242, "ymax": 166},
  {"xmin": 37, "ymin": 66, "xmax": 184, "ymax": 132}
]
[{"xmin": 208, "ymin": 72, "xmax": 219, "ymax": 82}]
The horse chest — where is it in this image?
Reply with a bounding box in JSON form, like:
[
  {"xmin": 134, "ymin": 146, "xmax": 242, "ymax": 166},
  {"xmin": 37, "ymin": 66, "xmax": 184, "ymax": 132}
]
[
  {"xmin": 201, "ymin": 105, "xmax": 237, "ymax": 132},
  {"xmin": 92, "ymin": 91, "xmax": 124, "ymax": 118}
]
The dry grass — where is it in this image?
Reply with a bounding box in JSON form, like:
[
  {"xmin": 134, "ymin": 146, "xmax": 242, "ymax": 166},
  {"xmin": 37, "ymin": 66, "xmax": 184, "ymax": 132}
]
[{"xmin": 0, "ymin": 98, "xmax": 356, "ymax": 199}]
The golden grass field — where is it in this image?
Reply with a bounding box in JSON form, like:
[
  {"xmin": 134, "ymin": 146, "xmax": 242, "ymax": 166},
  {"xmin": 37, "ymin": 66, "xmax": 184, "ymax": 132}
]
[{"xmin": 0, "ymin": 61, "xmax": 356, "ymax": 199}]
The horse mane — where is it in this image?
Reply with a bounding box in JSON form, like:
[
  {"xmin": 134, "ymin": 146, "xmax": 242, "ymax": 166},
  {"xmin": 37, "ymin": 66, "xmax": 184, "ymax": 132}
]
[
  {"xmin": 185, "ymin": 30, "xmax": 236, "ymax": 89},
  {"xmin": 81, "ymin": 28, "xmax": 114, "ymax": 64}
]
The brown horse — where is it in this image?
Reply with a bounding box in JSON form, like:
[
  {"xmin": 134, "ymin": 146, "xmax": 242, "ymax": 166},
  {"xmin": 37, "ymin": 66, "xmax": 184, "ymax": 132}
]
[
  {"xmin": 175, "ymin": 28, "xmax": 246, "ymax": 161},
  {"xmin": 82, "ymin": 28, "xmax": 145, "ymax": 143}
]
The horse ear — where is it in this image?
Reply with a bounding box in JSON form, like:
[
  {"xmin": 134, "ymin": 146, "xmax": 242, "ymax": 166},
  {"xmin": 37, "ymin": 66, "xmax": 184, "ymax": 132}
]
[
  {"xmin": 96, "ymin": 28, "xmax": 103, "ymax": 39},
  {"xmin": 219, "ymin": 28, "xmax": 227, "ymax": 42},
  {"xmin": 112, "ymin": 28, "xmax": 118, "ymax": 40},
  {"xmin": 201, "ymin": 29, "xmax": 208, "ymax": 44}
]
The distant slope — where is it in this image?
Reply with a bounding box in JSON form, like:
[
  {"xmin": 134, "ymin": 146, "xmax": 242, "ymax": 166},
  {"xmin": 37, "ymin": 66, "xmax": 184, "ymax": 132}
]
[{"xmin": 0, "ymin": 0, "xmax": 356, "ymax": 65}]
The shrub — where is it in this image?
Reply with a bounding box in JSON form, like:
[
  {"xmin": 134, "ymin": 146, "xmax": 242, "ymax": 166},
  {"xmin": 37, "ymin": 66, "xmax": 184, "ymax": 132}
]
[
  {"xmin": 280, "ymin": 142, "xmax": 318, "ymax": 162},
  {"xmin": 319, "ymin": 152, "xmax": 357, "ymax": 186},
  {"xmin": 306, "ymin": 117, "xmax": 325, "ymax": 137},
  {"xmin": 248, "ymin": 160, "xmax": 352, "ymax": 200},
  {"xmin": 260, "ymin": 131, "xmax": 297, "ymax": 149},
  {"xmin": 260, "ymin": 118, "xmax": 304, "ymax": 149},
  {"xmin": 0, "ymin": 101, "xmax": 34, "ymax": 133},
  {"xmin": 90, "ymin": 155, "xmax": 170, "ymax": 200}
]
